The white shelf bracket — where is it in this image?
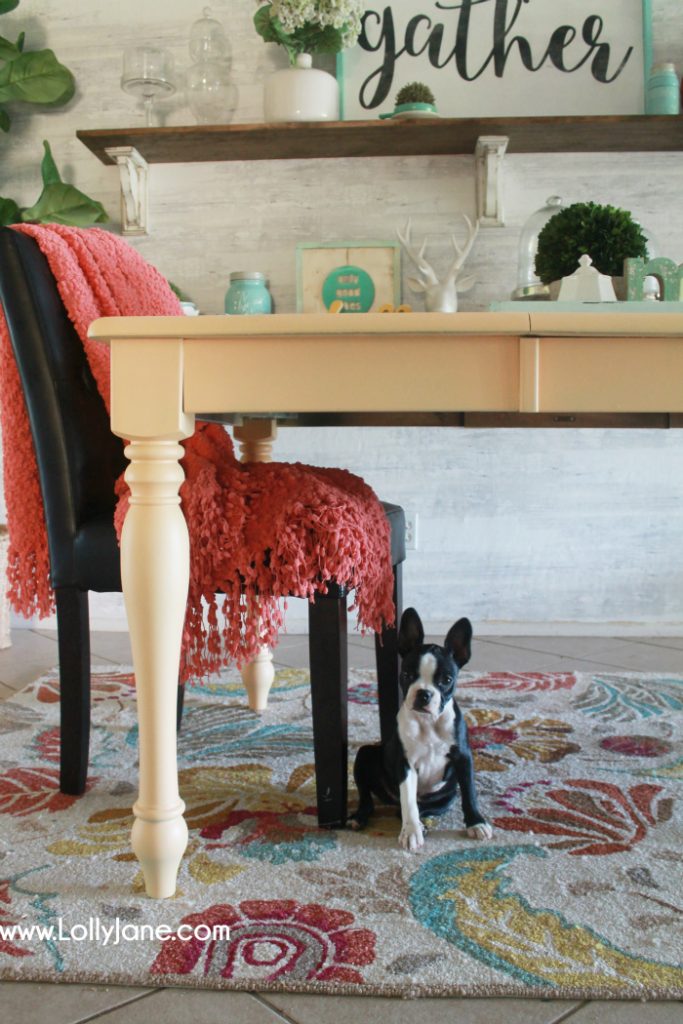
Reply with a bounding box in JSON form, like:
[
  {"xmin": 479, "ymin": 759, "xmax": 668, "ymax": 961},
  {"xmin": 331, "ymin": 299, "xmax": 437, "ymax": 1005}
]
[
  {"xmin": 475, "ymin": 135, "xmax": 509, "ymax": 228},
  {"xmin": 105, "ymin": 146, "xmax": 149, "ymax": 236}
]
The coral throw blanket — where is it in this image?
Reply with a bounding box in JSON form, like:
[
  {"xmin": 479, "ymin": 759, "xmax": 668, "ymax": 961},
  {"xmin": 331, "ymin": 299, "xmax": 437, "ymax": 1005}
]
[{"xmin": 0, "ymin": 225, "xmax": 394, "ymax": 681}]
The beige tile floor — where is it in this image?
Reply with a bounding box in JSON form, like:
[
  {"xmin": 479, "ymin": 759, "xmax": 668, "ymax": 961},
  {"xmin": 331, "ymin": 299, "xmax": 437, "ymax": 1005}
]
[{"xmin": 1, "ymin": 627, "xmax": 682, "ymax": 1024}]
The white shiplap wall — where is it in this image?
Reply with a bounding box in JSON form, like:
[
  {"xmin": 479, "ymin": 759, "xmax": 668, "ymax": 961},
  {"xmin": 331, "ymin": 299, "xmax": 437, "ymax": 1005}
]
[{"xmin": 1, "ymin": 0, "xmax": 683, "ymax": 634}]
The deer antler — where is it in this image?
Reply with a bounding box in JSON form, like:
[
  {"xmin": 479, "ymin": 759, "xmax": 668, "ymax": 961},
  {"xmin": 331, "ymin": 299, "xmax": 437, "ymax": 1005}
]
[
  {"xmin": 397, "ymin": 219, "xmax": 439, "ymax": 285},
  {"xmin": 446, "ymin": 214, "xmax": 479, "ymax": 277}
]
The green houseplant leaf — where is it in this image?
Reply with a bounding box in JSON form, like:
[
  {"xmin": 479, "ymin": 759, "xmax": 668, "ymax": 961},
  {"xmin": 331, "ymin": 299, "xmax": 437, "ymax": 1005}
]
[
  {"xmin": 254, "ymin": 5, "xmax": 282, "ymax": 44},
  {"xmin": 1, "ymin": 5, "xmax": 107, "ymax": 226},
  {"xmin": 39, "ymin": 138, "xmax": 61, "ymax": 185},
  {"xmin": 21, "ymin": 181, "xmax": 108, "ymax": 226},
  {"xmin": 0, "ymin": 49, "xmax": 75, "ymax": 106},
  {"xmin": 254, "ymin": 8, "xmax": 300, "ymax": 62},
  {"xmin": 0, "ymin": 196, "xmax": 20, "ymax": 225},
  {"xmin": 0, "ymin": 34, "xmax": 20, "ymax": 61},
  {"xmin": 293, "ymin": 24, "xmax": 343, "ymax": 55},
  {"xmin": 254, "ymin": 4, "xmax": 348, "ymax": 61}
]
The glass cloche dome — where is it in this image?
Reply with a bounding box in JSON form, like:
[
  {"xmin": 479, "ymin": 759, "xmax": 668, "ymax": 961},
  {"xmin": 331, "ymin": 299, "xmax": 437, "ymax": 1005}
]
[{"xmin": 512, "ymin": 195, "xmax": 563, "ymax": 300}]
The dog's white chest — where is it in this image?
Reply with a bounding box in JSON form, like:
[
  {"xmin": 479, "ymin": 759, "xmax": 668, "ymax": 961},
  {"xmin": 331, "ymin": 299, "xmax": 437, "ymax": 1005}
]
[{"xmin": 398, "ymin": 702, "xmax": 455, "ymax": 796}]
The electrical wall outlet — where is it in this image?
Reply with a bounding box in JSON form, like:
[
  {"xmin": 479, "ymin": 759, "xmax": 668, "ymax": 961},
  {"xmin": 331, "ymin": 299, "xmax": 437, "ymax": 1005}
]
[{"xmin": 405, "ymin": 511, "xmax": 419, "ymax": 550}]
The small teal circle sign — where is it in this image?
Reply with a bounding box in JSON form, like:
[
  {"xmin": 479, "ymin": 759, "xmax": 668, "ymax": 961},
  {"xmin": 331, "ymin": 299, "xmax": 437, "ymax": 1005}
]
[{"xmin": 322, "ymin": 264, "xmax": 375, "ymax": 312}]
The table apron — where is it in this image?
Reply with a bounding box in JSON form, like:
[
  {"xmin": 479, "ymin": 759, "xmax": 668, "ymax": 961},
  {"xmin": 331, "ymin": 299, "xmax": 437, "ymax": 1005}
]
[{"xmin": 181, "ymin": 334, "xmax": 683, "ymax": 417}]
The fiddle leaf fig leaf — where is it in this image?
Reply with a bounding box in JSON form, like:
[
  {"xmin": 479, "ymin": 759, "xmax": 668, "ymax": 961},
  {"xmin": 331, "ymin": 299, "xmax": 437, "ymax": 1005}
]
[
  {"xmin": 40, "ymin": 139, "xmax": 61, "ymax": 186},
  {"xmin": 0, "ymin": 1, "xmax": 20, "ymax": 14},
  {"xmin": 0, "ymin": 197, "xmax": 20, "ymax": 226},
  {"xmin": 0, "ymin": 35, "xmax": 20, "ymax": 61},
  {"xmin": 0, "ymin": 49, "xmax": 75, "ymax": 106},
  {"xmin": 21, "ymin": 182, "xmax": 108, "ymax": 226}
]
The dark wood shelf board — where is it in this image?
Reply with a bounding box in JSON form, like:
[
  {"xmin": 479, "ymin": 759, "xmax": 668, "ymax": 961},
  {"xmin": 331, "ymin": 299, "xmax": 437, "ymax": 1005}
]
[{"xmin": 77, "ymin": 115, "xmax": 683, "ymax": 166}]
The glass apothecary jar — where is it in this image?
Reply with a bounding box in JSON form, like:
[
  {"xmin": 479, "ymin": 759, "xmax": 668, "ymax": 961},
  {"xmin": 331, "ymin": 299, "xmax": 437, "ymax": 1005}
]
[{"xmin": 187, "ymin": 7, "xmax": 236, "ymax": 124}]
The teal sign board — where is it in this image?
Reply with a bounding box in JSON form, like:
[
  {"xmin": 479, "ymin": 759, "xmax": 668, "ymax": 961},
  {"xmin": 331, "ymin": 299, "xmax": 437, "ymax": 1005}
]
[{"xmin": 322, "ymin": 264, "xmax": 375, "ymax": 312}]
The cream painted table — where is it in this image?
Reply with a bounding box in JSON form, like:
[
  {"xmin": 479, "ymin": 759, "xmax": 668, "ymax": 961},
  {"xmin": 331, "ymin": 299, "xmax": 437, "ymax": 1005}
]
[{"xmin": 88, "ymin": 310, "xmax": 683, "ymax": 898}]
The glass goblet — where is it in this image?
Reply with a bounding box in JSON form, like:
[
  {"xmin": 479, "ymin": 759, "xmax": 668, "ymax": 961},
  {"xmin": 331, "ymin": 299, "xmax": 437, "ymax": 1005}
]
[{"xmin": 121, "ymin": 46, "xmax": 176, "ymax": 127}]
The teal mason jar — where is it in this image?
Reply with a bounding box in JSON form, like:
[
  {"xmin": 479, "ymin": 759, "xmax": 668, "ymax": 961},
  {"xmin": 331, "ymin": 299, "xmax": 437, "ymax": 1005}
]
[{"xmin": 224, "ymin": 272, "xmax": 273, "ymax": 314}]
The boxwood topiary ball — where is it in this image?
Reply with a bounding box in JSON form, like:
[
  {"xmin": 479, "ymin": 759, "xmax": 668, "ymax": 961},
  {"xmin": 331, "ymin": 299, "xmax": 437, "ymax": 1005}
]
[{"xmin": 534, "ymin": 201, "xmax": 649, "ymax": 284}]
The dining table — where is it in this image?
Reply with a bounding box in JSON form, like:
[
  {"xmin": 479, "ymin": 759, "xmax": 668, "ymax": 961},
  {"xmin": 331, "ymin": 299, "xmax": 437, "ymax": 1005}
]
[{"xmin": 88, "ymin": 309, "xmax": 683, "ymax": 898}]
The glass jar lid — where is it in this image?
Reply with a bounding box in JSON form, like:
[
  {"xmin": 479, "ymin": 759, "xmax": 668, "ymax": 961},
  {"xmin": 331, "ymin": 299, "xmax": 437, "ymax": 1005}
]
[
  {"xmin": 189, "ymin": 7, "xmax": 228, "ymax": 62},
  {"xmin": 229, "ymin": 271, "xmax": 267, "ymax": 282}
]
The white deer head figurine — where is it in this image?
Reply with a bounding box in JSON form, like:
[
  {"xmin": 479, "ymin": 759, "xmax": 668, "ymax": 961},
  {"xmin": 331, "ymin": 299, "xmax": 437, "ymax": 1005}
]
[{"xmin": 397, "ymin": 214, "xmax": 480, "ymax": 312}]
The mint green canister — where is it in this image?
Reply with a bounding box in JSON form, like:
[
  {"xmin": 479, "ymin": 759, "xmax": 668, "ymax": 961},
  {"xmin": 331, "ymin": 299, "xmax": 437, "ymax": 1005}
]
[
  {"xmin": 645, "ymin": 62, "xmax": 680, "ymax": 115},
  {"xmin": 224, "ymin": 272, "xmax": 273, "ymax": 314}
]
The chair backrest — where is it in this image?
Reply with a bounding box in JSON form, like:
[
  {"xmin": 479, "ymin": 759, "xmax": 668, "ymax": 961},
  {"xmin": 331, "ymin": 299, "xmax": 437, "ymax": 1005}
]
[{"xmin": 0, "ymin": 227, "xmax": 126, "ymax": 584}]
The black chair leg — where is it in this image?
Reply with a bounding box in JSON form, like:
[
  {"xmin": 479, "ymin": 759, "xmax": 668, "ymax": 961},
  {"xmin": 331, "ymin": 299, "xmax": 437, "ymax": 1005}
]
[
  {"xmin": 374, "ymin": 560, "xmax": 403, "ymax": 744},
  {"xmin": 308, "ymin": 584, "xmax": 348, "ymax": 828},
  {"xmin": 55, "ymin": 587, "xmax": 90, "ymax": 796}
]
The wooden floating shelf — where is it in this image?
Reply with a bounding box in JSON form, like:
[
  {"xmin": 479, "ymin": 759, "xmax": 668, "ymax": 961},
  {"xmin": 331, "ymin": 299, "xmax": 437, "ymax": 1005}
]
[
  {"xmin": 77, "ymin": 115, "xmax": 683, "ymax": 166},
  {"xmin": 77, "ymin": 115, "xmax": 683, "ymax": 235}
]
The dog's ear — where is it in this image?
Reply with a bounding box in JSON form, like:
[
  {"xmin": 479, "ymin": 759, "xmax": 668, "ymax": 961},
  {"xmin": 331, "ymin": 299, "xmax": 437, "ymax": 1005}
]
[
  {"xmin": 398, "ymin": 608, "xmax": 424, "ymax": 656},
  {"xmin": 445, "ymin": 617, "xmax": 472, "ymax": 668}
]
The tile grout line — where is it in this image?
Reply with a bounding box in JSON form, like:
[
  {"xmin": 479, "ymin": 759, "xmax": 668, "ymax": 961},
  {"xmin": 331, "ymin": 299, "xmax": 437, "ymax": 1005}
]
[
  {"xmin": 483, "ymin": 635, "xmax": 683, "ymax": 656},
  {"xmin": 472, "ymin": 640, "xmax": 680, "ymax": 673},
  {"xmin": 70, "ymin": 988, "xmax": 163, "ymax": 1023},
  {"xmin": 28, "ymin": 627, "xmax": 59, "ymax": 644},
  {"xmin": 479, "ymin": 637, "xmax": 626, "ymax": 660},
  {"xmin": 252, "ymin": 991, "xmax": 306, "ymax": 1024},
  {"xmin": 631, "ymin": 638, "xmax": 683, "ymax": 652},
  {"xmin": 547, "ymin": 1000, "xmax": 591, "ymax": 1024},
  {"xmin": 236, "ymin": 992, "xmax": 596, "ymax": 1024}
]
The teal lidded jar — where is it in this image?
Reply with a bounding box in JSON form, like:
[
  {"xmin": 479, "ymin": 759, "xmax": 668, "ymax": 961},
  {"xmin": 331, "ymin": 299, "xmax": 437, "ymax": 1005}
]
[
  {"xmin": 224, "ymin": 272, "xmax": 273, "ymax": 314},
  {"xmin": 645, "ymin": 62, "xmax": 680, "ymax": 115}
]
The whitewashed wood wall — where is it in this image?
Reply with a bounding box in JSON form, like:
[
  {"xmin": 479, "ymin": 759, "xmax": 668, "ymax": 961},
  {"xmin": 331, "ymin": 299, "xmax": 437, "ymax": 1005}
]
[{"xmin": 1, "ymin": 0, "xmax": 683, "ymax": 634}]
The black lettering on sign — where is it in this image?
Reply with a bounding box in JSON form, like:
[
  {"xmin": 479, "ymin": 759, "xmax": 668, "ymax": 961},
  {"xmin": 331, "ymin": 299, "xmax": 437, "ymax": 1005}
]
[{"xmin": 583, "ymin": 15, "xmax": 634, "ymax": 83}]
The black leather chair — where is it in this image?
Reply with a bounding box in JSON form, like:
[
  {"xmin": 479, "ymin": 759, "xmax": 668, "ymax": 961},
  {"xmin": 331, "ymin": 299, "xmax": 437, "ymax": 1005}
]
[{"xmin": 0, "ymin": 226, "xmax": 405, "ymax": 827}]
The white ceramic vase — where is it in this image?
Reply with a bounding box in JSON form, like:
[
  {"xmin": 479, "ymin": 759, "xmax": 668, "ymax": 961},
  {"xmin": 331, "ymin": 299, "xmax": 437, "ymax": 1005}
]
[{"xmin": 263, "ymin": 52, "xmax": 339, "ymax": 122}]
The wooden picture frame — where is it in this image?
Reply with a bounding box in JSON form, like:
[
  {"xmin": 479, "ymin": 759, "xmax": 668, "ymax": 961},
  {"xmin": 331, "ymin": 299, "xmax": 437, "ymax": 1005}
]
[
  {"xmin": 338, "ymin": 0, "xmax": 653, "ymax": 120},
  {"xmin": 296, "ymin": 241, "xmax": 401, "ymax": 313}
]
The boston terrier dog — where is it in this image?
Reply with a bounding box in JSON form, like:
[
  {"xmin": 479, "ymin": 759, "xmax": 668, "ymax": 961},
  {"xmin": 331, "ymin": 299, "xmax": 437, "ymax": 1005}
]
[{"xmin": 350, "ymin": 608, "xmax": 492, "ymax": 851}]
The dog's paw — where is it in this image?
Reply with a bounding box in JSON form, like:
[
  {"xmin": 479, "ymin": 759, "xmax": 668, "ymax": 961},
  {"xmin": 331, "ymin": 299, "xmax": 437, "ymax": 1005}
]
[
  {"xmin": 466, "ymin": 821, "xmax": 493, "ymax": 841},
  {"xmin": 399, "ymin": 821, "xmax": 425, "ymax": 852}
]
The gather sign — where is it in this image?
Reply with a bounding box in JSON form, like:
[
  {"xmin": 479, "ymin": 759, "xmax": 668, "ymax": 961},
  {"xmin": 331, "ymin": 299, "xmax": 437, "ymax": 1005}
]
[{"xmin": 338, "ymin": 0, "xmax": 651, "ymax": 119}]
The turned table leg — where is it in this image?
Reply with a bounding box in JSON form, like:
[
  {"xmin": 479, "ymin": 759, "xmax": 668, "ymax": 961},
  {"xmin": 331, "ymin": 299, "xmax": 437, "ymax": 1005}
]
[
  {"xmin": 233, "ymin": 419, "xmax": 278, "ymax": 712},
  {"xmin": 122, "ymin": 438, "xmax": 189, "ymax": 898}
]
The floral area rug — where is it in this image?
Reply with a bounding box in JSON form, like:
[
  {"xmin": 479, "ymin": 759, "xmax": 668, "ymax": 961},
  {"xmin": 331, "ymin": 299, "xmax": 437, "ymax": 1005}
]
[{"xmin": 0, "ymin": 664, "xmax": 681, "ymax": 999}]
